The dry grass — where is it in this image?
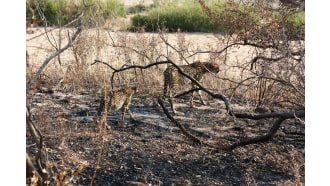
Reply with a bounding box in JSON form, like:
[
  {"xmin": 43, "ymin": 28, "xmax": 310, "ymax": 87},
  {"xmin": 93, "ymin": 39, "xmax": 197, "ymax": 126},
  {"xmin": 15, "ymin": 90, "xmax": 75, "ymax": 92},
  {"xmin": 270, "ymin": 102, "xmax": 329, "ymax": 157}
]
[
  {"xmin": 27, "ymin": 27, "xmax": 304, "ymax": 109},
  {"xmin": 26, "ymin": 26, "xmax": 304, "ymax": 185},
  {"xmin": 27, "ymin": 28, "xmax": 250, "ymax": 96}
]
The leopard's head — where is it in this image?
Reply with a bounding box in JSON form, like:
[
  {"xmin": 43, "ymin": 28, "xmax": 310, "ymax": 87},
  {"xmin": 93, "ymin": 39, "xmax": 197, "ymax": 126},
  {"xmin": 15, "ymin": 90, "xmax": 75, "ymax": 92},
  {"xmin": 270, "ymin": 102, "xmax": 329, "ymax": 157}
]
[{"xmin": 203, "ymin": 62, "xmax": 220, "ymax": 74}]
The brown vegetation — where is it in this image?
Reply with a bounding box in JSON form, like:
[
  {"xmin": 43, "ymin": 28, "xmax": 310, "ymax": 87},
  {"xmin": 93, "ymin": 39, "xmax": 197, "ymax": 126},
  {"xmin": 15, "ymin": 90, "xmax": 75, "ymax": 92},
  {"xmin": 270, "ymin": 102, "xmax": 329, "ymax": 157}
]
[{"xmin": 26, "ymin": 0, "xmax": 304, "ymax": 185}]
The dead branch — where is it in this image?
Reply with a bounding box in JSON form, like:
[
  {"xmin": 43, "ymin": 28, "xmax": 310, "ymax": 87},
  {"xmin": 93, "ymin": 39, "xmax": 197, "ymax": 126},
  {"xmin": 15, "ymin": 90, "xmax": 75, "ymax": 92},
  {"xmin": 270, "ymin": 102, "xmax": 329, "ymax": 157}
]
[
  {"xmin": 92, "ymin": 59, "xmax": 118, "ymax": 71},
  {"xmin": 93, "ymin": 57, "xmax": 232, "ymax": 113},
  {"xmin": 184, "ymin": 41, "xmax": 276, "ymax": 60},
  {"xmin": 159, "ymin": 33, "xmax": 190, "ymax": 64},
  {"xmin": 294, "ymin": 112, "xmax": 305, "ymax": 125},
  {"xmin": 26, "ymin": 25, "xmax": 83, "ymax": 92},
  {"xmin": 219, "ymin": 109, "xmax": 304, "ymax": 151},
  {"xmin": 234, "ymin": 110, "xmax": 304, "ymax": 120},
  {"xmin": 92, "ymin": 59, "xmax": 170, "ymax": 89},
  {"xmin": 26, "ymin": 107, "xmax": 42, "ymax": 148},
  {"xmin": 228, "ymin": 76, "xmax": 258, "ymax": 100},
  {"xmin": 157, "ymin": 98, "xmax": 217, "ymax": 149},
  {"xmin": 250, "ymin": 56, "xmax": 285, "ymax": 70},
  {"xmin": 26, "ymin": 106, "xmax": 49, "ymax": 184},
  {"xmin": 26, "ymin": 24, "xmax": 83, "ymax": 182},
  {"xmin": 221, "ymin": 117, "xmax": 287, "ymax": 151},
  {"xmin": 252, "ymin": 74, "xmax": 305, "ymax": 98}
]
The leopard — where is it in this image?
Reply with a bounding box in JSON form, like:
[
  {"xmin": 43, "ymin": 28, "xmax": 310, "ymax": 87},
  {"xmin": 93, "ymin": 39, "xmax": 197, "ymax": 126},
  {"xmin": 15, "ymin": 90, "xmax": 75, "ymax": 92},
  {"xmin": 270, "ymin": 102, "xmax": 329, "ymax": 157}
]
[
  {"xmin": 97, "ymin": 86, "xmax": 138, "ymax": 127},
  {"xmin": 162, "ymin": 61, "xmax": 220, "ymax": 115}
]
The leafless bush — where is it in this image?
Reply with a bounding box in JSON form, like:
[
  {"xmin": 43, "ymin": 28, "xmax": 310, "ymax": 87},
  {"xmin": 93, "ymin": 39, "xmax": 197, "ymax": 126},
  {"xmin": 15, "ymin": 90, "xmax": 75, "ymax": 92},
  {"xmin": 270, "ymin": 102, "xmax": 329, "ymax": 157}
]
[{"xmin": 198, "ymin": 0, "xmax": 304, "ymax": 110}]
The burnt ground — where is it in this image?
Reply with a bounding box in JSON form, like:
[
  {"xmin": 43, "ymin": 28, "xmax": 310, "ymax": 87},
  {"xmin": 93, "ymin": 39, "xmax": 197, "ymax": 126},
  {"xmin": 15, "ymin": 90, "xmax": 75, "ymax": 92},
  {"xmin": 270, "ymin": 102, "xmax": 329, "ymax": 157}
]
[{"xmin": 26, "ymin": 88, "xmax": 305, "ymax": 185}]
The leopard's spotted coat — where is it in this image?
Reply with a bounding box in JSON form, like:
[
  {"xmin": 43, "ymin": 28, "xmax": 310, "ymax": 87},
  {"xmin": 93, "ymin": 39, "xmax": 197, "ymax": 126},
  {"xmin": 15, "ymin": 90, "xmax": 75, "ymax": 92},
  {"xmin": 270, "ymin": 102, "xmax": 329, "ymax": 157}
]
[{"xmin": 162, "ymin": 61, "xmax": 219, "ymax": 114}]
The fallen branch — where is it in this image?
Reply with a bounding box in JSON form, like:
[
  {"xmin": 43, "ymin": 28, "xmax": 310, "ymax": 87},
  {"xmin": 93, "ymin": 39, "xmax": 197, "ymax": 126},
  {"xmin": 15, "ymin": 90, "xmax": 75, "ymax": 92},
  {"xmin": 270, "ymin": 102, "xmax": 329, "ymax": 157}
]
[
  {"xmin": 216, "ymin": 110, "xmax": 305, "ymax": 151},
  {"xmin": 157, "ymin": 98, "xmax": 216, "ymax": 149},
  {"xmin": 221, "ymin": 117, "xmax": 287, "ymax": 151},
  {"xmin": 234, "ymin": 110, "xmax": 305, "ymax": 120}
]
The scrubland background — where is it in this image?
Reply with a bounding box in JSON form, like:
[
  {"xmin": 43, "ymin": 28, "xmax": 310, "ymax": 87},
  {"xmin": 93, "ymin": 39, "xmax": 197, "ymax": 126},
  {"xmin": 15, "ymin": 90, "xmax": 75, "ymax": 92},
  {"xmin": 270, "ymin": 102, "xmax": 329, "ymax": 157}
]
[{"xmin": 26, "ymin": 0, "xmax": 305, "ymax": 185}]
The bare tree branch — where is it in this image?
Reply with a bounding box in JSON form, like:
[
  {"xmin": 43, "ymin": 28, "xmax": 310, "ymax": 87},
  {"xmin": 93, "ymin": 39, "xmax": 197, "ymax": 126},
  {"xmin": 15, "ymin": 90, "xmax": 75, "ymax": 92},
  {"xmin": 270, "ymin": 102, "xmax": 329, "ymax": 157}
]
[
  {"xmin": 93, "ymin": 57, "xmax": 232, "ymax": 113},
  {"xmin": 157, "ymin": 98, "xmax": 217, "ymax": 149},
  {"xmin": 250, "ymin": 56, "xmax": 285, "ymax": 70},
  {"xmin": 234, "ymin": 110, "xmax": 304, "ymax": 120},
  {"xmin": 26, "ymin": 106, "xmax": 49, "ymax": 184},
  {"xmin": 26, "ymin": 25, "xmax": 83, "ymax": 92},
  {"xmin": 222, "ymin": 117, "xmax": 287, "ymax": 151}
]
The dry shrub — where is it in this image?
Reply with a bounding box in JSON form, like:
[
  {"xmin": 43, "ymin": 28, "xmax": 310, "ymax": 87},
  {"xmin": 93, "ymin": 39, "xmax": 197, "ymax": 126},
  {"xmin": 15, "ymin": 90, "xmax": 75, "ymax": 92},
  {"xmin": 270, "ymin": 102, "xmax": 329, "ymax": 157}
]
[
  {"xmin": 28, "ymin": 27, "xmax": 303, "ymax": 110},
  {"xmin": 103, "ymin": 30, "xmax": 165, "ymax": 95},
  {"xmin": 229, "ymin": 45, "xmax": 305, "ymax": 108},
  {"xmin": 54, "ymin": 29, "xmax": 110, "ymax": 92},
  {"xmin": 197, "ymin": 0, "xmax": 305, "ymax": 109},
  {"xmin": 26, "ymin": 159, "xmax": 87, "ymax": 186}
]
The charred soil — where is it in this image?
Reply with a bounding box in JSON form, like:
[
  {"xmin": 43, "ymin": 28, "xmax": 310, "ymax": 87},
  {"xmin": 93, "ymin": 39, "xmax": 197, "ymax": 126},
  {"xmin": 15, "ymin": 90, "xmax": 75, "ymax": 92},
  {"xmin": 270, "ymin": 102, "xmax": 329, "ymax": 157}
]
[{"xmin": 26, "ymin": 87, "xmax": 305, "ymax": 185}]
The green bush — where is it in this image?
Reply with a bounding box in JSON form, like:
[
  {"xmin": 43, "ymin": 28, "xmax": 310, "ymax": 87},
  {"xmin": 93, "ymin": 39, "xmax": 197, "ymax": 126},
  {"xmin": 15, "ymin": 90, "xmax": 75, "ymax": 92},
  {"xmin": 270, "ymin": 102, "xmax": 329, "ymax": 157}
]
[
  {"xmin": 130, "ymin": 1, "xmax": 304, "ymax": 34},
  {"xmin": 102, "ymin": 0, "xmax": 126, "ymax": 19},
  {"xmin": 26, "ymin": 0, "xmax": 126, "ymax": 27},
  {"xmin": 26, "ymin": 0, "xmax": 78, "ymax": 26},
  {"xmin": 131, "ymin": 14, "xmax": 151, "ymax": 29},
  {"xmin": 285, "ymin": 11, "xmax": 305, "ymax": 39},
  {"xmin": 272, "ymin": 10, "xmax": 305, "ymax": 39},
  {"xmin": 130, "ymin": 1, "xmax": 223, "ymax": 32},
  {"xmin": 127, "ymin": 4, "xmax": 149, "ymax": 14}
]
